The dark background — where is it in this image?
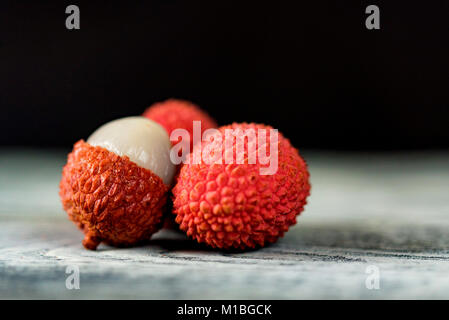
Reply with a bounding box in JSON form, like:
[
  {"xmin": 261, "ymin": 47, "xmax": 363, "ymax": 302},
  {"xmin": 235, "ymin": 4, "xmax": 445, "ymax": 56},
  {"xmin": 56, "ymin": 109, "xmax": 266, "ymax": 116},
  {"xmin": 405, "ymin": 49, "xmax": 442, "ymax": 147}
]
[{"xmin": 0, "ymin": 1, "xmax": 448, "ymax": 150}]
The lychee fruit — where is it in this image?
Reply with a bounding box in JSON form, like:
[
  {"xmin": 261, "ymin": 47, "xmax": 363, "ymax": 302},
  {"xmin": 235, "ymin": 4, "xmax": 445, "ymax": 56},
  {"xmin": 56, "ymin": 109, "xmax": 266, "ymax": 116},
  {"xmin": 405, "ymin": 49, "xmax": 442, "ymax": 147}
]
[
  {"xmin": 59, "ymin": 117, "xmax": 176, "ymax": 250},
  {"xmin": 143, "ymin": 98, "xmax": 217, "ymax": 151},
  {"xmin": 143, "ymin": 99, "xmax": 217, "ymax": 230},
  {"xmin": 172, "ymin": 123, "xmax": 310, "ymax": 250}
]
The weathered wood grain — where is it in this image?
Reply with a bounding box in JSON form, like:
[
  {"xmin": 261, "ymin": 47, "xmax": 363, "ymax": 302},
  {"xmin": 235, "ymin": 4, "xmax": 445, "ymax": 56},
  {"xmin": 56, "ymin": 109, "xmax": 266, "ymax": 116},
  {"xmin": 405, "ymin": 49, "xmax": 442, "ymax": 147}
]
[{"xmin": 1, "ymin": 150, "xmax": 448, "ymax": 299}]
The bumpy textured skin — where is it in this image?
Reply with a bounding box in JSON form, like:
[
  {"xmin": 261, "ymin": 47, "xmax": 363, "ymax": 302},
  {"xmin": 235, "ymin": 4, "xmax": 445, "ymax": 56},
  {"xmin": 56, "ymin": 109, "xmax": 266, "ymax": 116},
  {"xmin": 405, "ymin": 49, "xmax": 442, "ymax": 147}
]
[
  {"xmin": 60, "ymin": 140, "xmax": 168, "ymax": 250},
  {"xmin": 172, "ymin": 123, "xmax": 310, "ymax": 250},
  {"xmin": 143, "ymin": 99, "xmax": 217, "ymax": 149},
  {"xmin": 143, "ymin": 99, "xmax": 217, "ymax": 230}
]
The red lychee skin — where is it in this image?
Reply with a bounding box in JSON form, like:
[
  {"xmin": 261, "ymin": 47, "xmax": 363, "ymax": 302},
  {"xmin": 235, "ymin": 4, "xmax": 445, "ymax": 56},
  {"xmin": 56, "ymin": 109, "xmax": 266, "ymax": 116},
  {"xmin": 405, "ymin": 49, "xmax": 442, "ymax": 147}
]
[
  {"xmin": 59, "ymin": 140, "xmax": 168, "ymax": 250},
  {"xmin": 143, "ymin": 99, "xmax": 217, "ymax": 149},
  {"xmin": 172, "ymin": 123, "xmax": 311, "ymax": 250},
  {"xmin": 143, "ymin": 99, "xmax": 217, "ymax": 230}
]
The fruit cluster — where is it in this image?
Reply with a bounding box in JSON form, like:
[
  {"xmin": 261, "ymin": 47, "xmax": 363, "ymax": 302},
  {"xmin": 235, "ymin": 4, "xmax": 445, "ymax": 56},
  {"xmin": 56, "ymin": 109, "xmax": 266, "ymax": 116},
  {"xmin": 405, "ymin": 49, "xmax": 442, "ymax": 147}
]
[{"xmin": 59, "ymin": 99, "xmax": 310, "ymax": 250}]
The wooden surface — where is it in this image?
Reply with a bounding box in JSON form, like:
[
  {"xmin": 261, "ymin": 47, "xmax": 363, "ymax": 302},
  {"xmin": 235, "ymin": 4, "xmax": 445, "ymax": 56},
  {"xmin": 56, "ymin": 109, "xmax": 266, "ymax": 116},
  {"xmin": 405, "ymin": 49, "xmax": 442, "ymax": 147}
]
[{"xmin": 1, "ymin": 149, "xmax": 449, "ymax": 299}]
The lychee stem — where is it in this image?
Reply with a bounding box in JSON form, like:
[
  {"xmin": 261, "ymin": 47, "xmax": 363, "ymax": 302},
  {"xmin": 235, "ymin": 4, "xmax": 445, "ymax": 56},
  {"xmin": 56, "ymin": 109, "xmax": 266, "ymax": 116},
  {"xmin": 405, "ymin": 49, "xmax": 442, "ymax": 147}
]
[{"xmin": 82, "ymin": 232, "xmax": 101, "ymax": 250}]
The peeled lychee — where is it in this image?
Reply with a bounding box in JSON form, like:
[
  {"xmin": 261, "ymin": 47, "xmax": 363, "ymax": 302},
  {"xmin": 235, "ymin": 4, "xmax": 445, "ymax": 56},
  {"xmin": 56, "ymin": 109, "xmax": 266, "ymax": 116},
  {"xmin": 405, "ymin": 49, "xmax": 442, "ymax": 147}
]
[
  {"xmin": 143, "ymin": 99, "xmax": 217, "ymax": 150},
  {"xmin": 60, "ymin": 117, "xmax": 175, "ymax": 250},
  {"xmin": 172, "ymin": 123, "xmax": 310, "ymax": 250}
]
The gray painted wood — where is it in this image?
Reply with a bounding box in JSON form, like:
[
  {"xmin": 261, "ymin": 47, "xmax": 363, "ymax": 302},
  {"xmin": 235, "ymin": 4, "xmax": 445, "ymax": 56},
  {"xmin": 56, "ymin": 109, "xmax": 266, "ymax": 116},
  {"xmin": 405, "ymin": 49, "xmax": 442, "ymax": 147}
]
[{"xmin": 1, "ymin": 149, "xmax": 448, "ymax": 299}]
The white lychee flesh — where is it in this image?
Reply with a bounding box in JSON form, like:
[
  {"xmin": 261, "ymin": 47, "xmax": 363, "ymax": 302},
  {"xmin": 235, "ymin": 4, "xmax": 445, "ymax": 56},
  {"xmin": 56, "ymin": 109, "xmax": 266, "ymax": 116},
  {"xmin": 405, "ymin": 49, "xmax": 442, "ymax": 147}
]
[{"xmin": 87, "ymin": 116, "xmax": 175, "ymax": 186}]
